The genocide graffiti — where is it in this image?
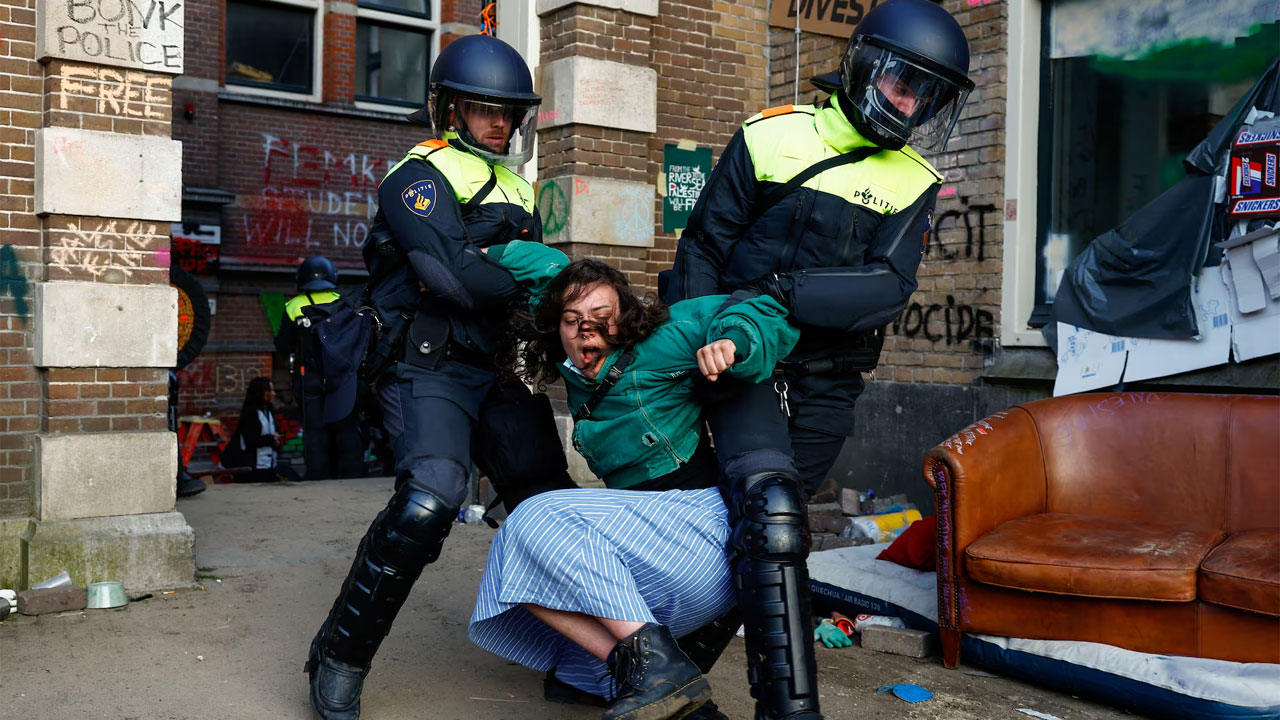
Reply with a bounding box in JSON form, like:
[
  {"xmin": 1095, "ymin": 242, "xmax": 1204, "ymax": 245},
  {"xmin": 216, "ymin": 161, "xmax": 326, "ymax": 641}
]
[{"xmin": 891, "ymin": 294, "xmax": 994, "ymax": 349}]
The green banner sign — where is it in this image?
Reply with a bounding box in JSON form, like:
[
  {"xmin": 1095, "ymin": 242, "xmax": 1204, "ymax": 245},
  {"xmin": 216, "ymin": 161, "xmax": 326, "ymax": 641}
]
[{"xmin": 663, "ymin": 144, "xmax": 712, "ymax": 233}]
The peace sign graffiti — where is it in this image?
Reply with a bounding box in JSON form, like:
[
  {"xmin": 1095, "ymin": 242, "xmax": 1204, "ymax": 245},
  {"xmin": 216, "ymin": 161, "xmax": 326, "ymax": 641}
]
[{"xmin": 538, "ymin": 181, "xmax": 569, "ymax": 236}]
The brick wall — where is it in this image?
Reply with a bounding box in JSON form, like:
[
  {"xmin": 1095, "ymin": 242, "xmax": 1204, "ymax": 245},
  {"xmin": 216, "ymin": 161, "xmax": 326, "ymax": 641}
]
[
  {"xmin": 0, "ymin": 0, "xmax": 39, "ymax": 515},
  {"xmin": 323, "ymin": 1, "xmax": 357, "ymax": 104},
  {"xmin": 171, "ymin": 0, "xmax": 221, "ymax": 188},
  {"xmin": 766, "ymin": 0, "xmax": 1006, "ymax": 386},
  {"xmin": 539, "ymin": 0, "xmax": 771, "ymax": 292},
  {"xmin": 46, "ymin": 368, "xmax": 168, "ymax": 433},
  {"xmin": 216, "ymin": 103, "xmax": 424, "ymax": 267}
]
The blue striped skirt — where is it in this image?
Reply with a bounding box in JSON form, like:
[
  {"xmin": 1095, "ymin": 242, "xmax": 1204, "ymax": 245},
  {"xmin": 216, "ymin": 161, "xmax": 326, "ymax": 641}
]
[{"xmin": 468, "ymin": 487, "xmax": 735, "ymax": 699}]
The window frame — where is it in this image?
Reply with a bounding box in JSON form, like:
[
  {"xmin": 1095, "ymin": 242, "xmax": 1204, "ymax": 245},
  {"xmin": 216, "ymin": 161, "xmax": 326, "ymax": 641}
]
[
  {"xmin": 353, "ymin": 2, "xmax": 441, "ymax": 114},
  {"xmin": 1000, "ymin": 0, "xmax": 1048, "ymax": 347},
  {"xmin": 223, "ymin": 0, "xmax": 325, "ymax": 103}
]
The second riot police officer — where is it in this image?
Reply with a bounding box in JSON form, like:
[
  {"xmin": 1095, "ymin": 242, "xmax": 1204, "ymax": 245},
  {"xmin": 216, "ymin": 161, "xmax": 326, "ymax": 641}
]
[{"xmin": 664, "ymin": 2, "xmax": 976, "ymax": 718}]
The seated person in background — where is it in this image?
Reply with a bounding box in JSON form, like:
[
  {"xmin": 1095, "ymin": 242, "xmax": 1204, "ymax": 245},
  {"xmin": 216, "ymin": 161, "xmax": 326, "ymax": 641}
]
[
  {"xmin": 468, "ymin": 248, "xmax": 800, "ymax": 720},
  {"xmin": 232, "ymin": 377, "xmax": 285, "ymax": 483}
]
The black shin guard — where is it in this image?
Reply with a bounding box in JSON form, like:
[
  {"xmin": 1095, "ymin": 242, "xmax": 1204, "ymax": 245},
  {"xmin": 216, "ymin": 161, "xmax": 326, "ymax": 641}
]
[
  {"xmin": 311, "ymin": 484, "xmax": 457, "ymax": 669},
  {"xmin": 731, "ymin": 471, "xmax": 821, "ymax": 719}
]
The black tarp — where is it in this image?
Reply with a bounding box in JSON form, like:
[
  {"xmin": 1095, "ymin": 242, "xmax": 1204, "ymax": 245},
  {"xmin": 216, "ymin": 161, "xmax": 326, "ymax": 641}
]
[{"xmin": 1046, "ymin": 60, "xmax": 1280, "ymax": 346}]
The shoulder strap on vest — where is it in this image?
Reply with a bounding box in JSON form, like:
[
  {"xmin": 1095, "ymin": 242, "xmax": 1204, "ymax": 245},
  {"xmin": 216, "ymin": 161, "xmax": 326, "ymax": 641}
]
[{"xmin": 749, "ymin": 146, "xmax": 881, "ymax": 226}]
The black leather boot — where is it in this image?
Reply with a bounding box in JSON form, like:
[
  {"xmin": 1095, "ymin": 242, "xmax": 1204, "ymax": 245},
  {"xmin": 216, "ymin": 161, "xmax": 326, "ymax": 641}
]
[
  {"xmin": 304, "ymin": 484, "xmax": 455, "ymax": 720},
  {"xmin": 603, "ymin": 623, "xmax": 712, "ymax": 720}
]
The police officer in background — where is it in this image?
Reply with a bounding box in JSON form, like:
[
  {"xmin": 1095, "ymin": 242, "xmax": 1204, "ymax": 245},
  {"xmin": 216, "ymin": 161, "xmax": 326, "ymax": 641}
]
[
  {"xmin": 664, "ymin": 2, "xmax": 975, "ymax": 718},
  {"xmin": 275, "ymin": 256, "xmax": 364, "ymax": 481},
  {"xmin": 305, "ymin": 35, "xmax": 572, "ymax": 720}
]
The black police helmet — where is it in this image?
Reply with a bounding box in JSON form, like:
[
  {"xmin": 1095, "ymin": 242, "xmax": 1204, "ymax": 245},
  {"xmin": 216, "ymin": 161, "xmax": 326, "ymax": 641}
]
[
  {"xmin": 407, "ymin": 35, "xmax": 540, "ymax": 166},
  {"xmin": 297, "ymin": 256, "xmax": 338, "ymax": 292},
  {"xmin": 838, "ymin": 0, "xmax": 975, "ymax": 151},
  {"xmin": 854, "ymin": 0, "xmax": 972, "ymax": 87}
]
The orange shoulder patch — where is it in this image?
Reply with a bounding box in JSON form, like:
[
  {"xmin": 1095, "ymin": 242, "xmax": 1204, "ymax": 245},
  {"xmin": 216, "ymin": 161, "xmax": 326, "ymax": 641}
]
[
  {"xmin": 760, "ymin": 104, "xmax": 795, "ymax": 119},
  {"xmin": 418, "ymin": 139, "xmax": 449, "ymax": 150}
]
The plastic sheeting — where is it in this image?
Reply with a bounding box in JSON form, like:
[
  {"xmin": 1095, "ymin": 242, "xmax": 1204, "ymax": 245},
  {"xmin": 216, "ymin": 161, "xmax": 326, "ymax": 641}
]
[{"xmin": 1046, "ymin": 60, "xmax": 1280, "ymax": 347}]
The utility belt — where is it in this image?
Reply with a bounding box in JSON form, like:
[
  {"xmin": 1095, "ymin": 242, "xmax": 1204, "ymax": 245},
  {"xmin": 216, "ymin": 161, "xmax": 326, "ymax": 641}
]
[
  {"xmin": 401, "ymin": 309, "xmax": 494, "ymax": 372},
  {"xmin": 777, "ymin": 327, "xmax": 885, "ymax": 376}
]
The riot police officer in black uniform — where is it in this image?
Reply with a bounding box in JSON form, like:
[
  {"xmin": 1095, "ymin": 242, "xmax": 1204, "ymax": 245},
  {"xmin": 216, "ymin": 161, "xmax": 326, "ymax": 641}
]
[
  {"xmin": 304, "ymin": 35, "xmax": 573, "ymax": 720},
  {"xmin": 664, "ymin": 2, "xmax": 975, "ymax": 718},
  {"xmin": 275, "ymin": 256, "xmax": 364, "ymax": 481}
]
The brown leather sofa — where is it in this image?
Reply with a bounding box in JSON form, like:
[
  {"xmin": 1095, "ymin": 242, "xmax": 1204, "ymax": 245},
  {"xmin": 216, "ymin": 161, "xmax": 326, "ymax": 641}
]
[{"xmin": 922, "ymin": 392, "xmax": 1279, "ymax": 669}]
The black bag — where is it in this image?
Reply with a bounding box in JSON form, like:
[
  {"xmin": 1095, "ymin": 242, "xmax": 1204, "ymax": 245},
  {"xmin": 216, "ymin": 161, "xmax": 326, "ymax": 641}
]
[{"xmin": 218, "ymin": 429, "xmax": 252, "ymax": 469}]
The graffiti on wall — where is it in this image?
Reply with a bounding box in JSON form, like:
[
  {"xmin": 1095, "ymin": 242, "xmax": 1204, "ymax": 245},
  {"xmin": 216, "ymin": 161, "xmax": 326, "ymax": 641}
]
[
  {"xmin": 891, "ymin": 294, "xmax": 994, "ymax": 350},
  {"xmin": 48, "ymin": 0, "xmax": 184, "ymax": 71},
  {"xmin": 927, "ymin": 195, "xmax": 998, "ymax": 263},
  {"xmin": 241, "ymin": 133, "xmax": 395, "ymax": 251},
  {"xmin": 48, "ymin": 219, "xmax": 160, "ymax": 280},
  {"xmin": 58, "ymin": 64, "xmax": 170, "ymax": 118},
  {"xmin": 0, "ymin": 245, "xmax": 30, "ymax": 321}
]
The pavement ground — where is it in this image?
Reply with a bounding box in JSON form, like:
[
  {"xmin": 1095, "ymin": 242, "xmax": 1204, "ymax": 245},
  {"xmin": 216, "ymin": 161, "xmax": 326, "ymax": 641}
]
[{"xmin": 1, "ymin": 478, "xmax": 1138, "ymax": 720}]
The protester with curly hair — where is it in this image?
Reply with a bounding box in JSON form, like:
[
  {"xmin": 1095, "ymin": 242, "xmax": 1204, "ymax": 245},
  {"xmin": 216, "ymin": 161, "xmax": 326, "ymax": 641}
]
[{"xmin": 467, "ymin": 243, "xmax": 801, "ymax": 720}]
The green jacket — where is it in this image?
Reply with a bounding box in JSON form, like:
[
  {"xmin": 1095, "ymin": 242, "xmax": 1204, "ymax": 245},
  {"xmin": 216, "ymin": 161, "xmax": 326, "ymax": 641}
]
[{"xmin": 488, "ymin": 240, "xmax": 799, "ymax": 489}]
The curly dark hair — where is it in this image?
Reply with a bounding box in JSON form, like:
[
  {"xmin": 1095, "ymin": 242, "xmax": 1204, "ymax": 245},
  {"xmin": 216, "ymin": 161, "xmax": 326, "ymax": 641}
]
[{"xmin": 501, "ymin": 258, "xmax": 670, "ymax": 390}]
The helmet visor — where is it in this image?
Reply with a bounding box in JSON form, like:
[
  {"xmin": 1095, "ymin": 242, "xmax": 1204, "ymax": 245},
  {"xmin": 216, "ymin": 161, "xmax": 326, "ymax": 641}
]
[
  {"xmin": 445, "ymin": 94, "xmax": 538, "ymax": 166},
  {"xmin": 841, "ymin": 40, "xmax": 972, "ymax": 152}
]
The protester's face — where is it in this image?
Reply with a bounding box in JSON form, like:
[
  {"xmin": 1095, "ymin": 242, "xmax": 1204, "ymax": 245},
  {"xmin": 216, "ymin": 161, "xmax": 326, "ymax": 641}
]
[
  {"xmin": 263, "ymin": 382, "xmax": 275, "ymax": 405},
  {"xmin": 559, "ymin": 282, "xmax": 620, "ymax": 380},
  {"xmin": 456, "ymin": 100, "xmax": 512, "ymax": 153},
  {"xmin": 877, "ymin": 70, "xmax": 919, "ymax": 117}
]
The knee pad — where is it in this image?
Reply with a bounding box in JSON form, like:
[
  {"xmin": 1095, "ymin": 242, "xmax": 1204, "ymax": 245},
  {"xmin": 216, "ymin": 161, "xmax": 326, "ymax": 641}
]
[
  {"xmin": 373, "ymin": 482, "xmax": 457, "ymax": 567},
  {"xmin": 736, "ymin": 472, "xmax": 809, "ymax": 564}
]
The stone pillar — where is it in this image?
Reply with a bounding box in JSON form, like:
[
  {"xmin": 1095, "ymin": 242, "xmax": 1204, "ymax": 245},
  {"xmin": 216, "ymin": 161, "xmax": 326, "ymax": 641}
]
[
  {"xmin": 535, "ymin": 0, "xmax": 659, "ymax": 287},
  {"xmin": 0, "ymin": 0, "xmax": 195, "ymax": 591}
]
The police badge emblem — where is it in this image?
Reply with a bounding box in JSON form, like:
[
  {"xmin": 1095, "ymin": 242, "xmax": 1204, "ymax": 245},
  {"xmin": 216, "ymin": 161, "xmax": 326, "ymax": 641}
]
[{"xmin": 402, "ymin": 179, "xmax": 437, "ymax": 218}]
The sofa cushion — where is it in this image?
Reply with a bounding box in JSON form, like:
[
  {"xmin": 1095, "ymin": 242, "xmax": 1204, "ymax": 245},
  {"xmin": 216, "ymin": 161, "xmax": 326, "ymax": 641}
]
[
  {"xmin": 965, "ymin": 513, "xmax": 1225, "ymax": 602},
  {"xmin": 1198, "ymin": 528, "xmax": 1280, "ymax": 617}
]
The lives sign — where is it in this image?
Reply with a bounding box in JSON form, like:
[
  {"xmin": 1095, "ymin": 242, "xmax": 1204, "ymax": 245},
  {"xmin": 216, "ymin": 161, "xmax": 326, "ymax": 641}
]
[{"xmin": 768, "ymin": 0, "xmax": 883, "ymax": 39}]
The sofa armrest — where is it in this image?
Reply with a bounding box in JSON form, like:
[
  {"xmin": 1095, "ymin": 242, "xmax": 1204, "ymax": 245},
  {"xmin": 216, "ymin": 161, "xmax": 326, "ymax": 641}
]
[
  {"xmin": 923, "ymin": 406, "xmax": 1049, "ymax": 638},
  {"xmin": 923, "ymin": 406, "xmax": 1050, "ymax": 551}
]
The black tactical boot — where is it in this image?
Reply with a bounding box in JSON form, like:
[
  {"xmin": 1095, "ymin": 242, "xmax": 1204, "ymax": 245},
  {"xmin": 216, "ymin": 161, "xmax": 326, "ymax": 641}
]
[
  {"xmin": 306, "ymin": 637, "xmax": 368, "ymax": 720},
  {"xmin": 603, "ymin": 623, "xmax": 712, "ymax": 720},
  {"xmin": 304, "ymin": 484, "xmax": 455, "ymax": 720}
]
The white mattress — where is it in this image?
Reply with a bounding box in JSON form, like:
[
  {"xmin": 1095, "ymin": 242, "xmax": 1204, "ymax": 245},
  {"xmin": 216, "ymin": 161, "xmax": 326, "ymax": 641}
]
[{"xmin": 807, "ymin": 543, "xmax": 1280, "ymax": 711}]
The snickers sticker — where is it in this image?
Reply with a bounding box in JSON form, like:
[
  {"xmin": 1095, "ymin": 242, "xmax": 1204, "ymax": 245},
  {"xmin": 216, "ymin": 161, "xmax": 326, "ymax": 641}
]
[
  {"xmin": 402, "ymin": 179, "xmax": 437, "ymax": 218},
  {"xmin": 1235, "ymin": 128, "xmax": 1280, "ymax": 146},
  {"xmin": 1231, "ymin": 198, "xmax": 1280, "ymax": 215}
]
